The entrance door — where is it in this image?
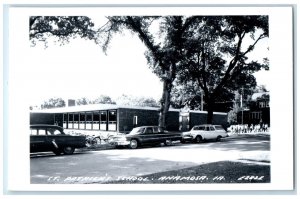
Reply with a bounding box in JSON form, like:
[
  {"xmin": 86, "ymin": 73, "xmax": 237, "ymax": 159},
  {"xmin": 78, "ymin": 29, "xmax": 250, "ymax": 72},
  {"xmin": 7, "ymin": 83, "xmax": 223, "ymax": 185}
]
[{"xmin": 181, "ymin": 116, "xmax": 189, "ymax": 131}]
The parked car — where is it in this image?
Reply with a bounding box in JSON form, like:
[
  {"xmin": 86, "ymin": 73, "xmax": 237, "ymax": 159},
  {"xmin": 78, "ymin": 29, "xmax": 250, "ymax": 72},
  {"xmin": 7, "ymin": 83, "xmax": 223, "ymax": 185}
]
[
  {"xmin": 30, "ymin": 124, "xmax": 86, "ymax": 155},
  {"xmin": 182, "ymin": 124, "xmax": 228, "ymax": 143},
  {"xmin": 110, "ymin": 126, "xmax": 182, "ymax": 149}
]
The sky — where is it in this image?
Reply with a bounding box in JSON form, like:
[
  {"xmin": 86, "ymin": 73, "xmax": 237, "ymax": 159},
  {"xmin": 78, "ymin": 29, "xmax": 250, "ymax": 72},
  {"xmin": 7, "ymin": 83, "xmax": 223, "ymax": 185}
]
[{"xmin": 26, "ymin": 16, "xmax": 270, "ymax": 106}]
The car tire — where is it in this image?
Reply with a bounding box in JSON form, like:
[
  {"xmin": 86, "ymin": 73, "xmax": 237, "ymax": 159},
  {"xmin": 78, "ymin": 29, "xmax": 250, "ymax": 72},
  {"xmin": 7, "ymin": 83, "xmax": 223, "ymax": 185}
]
[
  {"xmin": 129, "ymin": 139, "xmax": 138, "ymax": 149},
  {"xmin": 164, "ymin": 139, "xmax": 172, "ymax": 146},
  {"xmin": 195, "ymin": 135, "xmax": 203, "ymax": 143},
  {"xmin": 216, "ymin": 136, "xmax": 222, "ymax": 142},
  {"xmin": 62, "ymin": 146, "xmax": 75, "ymax": 155},
  {"xmin": 93, "ymin": 137, "xmax": 101, "ymax": 145}
]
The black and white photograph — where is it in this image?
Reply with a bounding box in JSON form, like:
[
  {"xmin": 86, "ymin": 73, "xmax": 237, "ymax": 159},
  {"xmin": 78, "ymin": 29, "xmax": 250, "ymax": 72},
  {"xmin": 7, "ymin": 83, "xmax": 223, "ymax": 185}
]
[
  {"xmin": 28, "ymin": 14, "xmax": 271, "ymax": 185},
  {"xmin": 2, "ymin": 1, "xmax": 296, "ymax": 196}
]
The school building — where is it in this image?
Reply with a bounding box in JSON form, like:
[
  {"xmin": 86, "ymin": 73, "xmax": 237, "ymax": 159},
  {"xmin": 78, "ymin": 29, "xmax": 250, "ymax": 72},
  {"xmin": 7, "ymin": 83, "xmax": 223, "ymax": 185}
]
[{"xmin": 30, "ymin": 104, "xmax": 228, "ymax": 133}]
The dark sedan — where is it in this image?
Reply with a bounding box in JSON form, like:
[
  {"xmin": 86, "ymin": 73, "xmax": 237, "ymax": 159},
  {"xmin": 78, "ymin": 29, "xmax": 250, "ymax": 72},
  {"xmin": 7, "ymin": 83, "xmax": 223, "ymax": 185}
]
[
  {"xmin": 110, "ymin": 126, "xmax": 182, "ymax": 149},
  {"xmin": 30, "ymin": 124, "xmax": 86, "ymax": 155}
]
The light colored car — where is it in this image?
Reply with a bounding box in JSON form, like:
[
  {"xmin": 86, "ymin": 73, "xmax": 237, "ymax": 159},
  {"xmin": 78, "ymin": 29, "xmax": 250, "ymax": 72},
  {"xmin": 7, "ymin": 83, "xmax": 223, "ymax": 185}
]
[{"xmin": 182, "ymin": 124, "xmax": 228, "ymax": 143}]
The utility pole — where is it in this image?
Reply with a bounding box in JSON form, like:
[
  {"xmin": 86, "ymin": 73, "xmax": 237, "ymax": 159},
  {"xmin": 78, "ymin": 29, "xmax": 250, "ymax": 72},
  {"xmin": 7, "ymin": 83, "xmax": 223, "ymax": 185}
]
[
  {"xmin": 201, "ymin": 91, "xmax": 204, "ymax": 111},
  {"xmin": 241, "ymin": 87, "xmax": 244, "ymax": 125}
]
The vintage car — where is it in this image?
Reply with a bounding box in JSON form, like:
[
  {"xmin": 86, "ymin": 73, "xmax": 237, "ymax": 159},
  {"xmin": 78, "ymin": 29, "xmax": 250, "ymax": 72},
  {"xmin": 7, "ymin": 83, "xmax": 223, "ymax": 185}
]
[
  {"xmin": 30, "ymin": 124, "xmax": 86, "ymax": 155},
  {"xmin": 110, "ymin": 126, "xmax": 182, "ymax": 149},
  {"xmin": 182, "ymin": 124, "xmax": 229, "ymax": 143}
]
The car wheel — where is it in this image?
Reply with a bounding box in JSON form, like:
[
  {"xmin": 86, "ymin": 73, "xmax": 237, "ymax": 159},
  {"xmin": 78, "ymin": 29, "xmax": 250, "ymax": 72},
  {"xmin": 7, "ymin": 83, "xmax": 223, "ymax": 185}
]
[
  {"xmin": 62, "ymin": 146, "xmax": 75, "ymax": 155},
  {"xmin": 164, "ymin": 139, "xmax": 172, "ymax": 146},
  {"xmin": 216, "ymin": 136, "xmax": 222, "ymax": 142},
  {"xmin": 195, "ymin": 135, "xmax": 203, "ymax": 143},
  {"xmin": 129, "ymin": 139, "xmax": 138, "ymax": 149},
  {"xmin": 93, "ymin": 137, "xmax": 101, "ymax": 145}
]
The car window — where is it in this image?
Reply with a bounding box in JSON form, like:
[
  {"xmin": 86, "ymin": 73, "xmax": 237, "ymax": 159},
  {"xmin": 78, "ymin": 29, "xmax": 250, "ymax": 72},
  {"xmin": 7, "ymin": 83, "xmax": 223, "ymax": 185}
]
[
  {"xmin": 38, "ymin": 129, "xmax": 47, "ymax": 135},
  {"xmin": 193, "ymin": 126, "xmax": 199, "ymax": 130},
  {"xmin": 209, "ymin": 126, "xmax": 215, "ymax": 131},
  {"xmin": 153, "ymin": 127, "xmax": 159, "ymax": 133},
  {"xmin": 30, "ymin": 129, "xmax": 38, "ymax": 135},
  {"xmin": 47, "ymin": 128, "xmax": 62, "ymax": 135},
  {"xmin": 215, "ymin": 126, "xmax": 224, "ymax": 130},
  {"xmin": 205, "ymin": 126, "xmax": 210, "ymax": 131},
  {"xmin": 144, "ymin": 127, "xmax": 153, "ymax": 134},
  {"xmin": 198, "ymin": 126, "xmax": 205, "ymax": 130},
  {"xmin": 129, "ymin": 127, "xmax": 145, "ymax": 135}
]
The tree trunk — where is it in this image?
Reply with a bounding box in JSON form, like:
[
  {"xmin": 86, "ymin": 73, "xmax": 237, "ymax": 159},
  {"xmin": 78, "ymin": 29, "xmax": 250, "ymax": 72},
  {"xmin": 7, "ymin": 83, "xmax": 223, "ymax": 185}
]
[
  {"xmin": 158, "ymin": 80, "xmax": 172, "ymax": 129},
  {"xmin": 206, "ymin": 97, "xmax": 215, "ymax": 124}
]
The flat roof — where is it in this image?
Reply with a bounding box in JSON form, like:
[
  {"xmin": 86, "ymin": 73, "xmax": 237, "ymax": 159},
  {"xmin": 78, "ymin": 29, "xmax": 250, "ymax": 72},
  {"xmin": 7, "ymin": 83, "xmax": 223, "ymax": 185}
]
[{"xmin": 30, "ymin": 104, "xmax": 227, "ymax": 115}]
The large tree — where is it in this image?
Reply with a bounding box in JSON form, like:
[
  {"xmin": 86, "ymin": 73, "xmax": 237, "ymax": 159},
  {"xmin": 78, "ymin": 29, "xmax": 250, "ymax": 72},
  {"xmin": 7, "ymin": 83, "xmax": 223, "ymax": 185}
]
[
  {"xmin": 173, "ymin": 16, "xmax": 269, "ymax": 123},
  {"xmin": 98, "ymin": 16, "xmax": 199, "ymax": 128}
]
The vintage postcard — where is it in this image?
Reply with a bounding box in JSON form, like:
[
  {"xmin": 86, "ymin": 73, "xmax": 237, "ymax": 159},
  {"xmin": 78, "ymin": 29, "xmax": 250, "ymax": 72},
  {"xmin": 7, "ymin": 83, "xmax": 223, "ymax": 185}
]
[{"xmin": 2, "ymin": 2, "xmax": 295, "ymax": 196}]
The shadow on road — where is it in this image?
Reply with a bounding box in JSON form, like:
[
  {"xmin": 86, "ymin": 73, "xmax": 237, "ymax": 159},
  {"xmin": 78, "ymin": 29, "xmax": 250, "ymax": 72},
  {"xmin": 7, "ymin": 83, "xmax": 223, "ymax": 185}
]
[{"xmin": 180, "ymin": 134, "xmax": 270, "ymax": 152}]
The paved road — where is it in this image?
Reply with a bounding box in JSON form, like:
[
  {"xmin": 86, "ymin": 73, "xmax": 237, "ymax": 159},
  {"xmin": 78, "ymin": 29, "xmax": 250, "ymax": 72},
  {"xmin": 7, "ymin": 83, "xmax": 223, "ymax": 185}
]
[{"xmin": 30, "ymin": 134, "xmax": 270, "ymax": 184}]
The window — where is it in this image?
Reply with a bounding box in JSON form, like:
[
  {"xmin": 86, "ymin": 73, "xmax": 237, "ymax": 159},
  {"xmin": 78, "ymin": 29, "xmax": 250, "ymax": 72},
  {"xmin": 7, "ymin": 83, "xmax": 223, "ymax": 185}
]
[
  {"xmin": 86, "ymin": 112, "xmax": 93, "ymax": 130},
  {"xmin": 38, "ymin": 129, "xmax": 47, "ymax": 135},
  {"xmin": 79, "ymin": 113, "xmax": 86, "ymax": 129},
  {"xmin": 153, "ymin": 127, "xmax": 164, "ymax": 133},
  {"xmin": 145, "ymin": 127, "xmax": 153, "ymax": 134},
  {"xmin": 30, "ymin": 129, "xmax": 38, "ymax": 135},
  {"xmin": 47, "ymin": 128, "xmax": 62, "ymax": 135},
  {"xmin": 108, "ymin": 110, "xmax": 117, "ymax": 131},
  {"xmin": 63, "ymin": 114, "xmax": 67, "ymax": 128},
  {"xmin": 251, "ymin": 112, "xmax": 262, "ymax": 119},
  {"xmin": 133, "ymin": 116, "xmax": 138, "ymax": 126},
  {"xmin": 100, "ymin": 111, "xmax": 107, "ymax": 130},
  {"xmin": 68, "ymin": 114, "xmax": 74, "ymax": 129},
  {"xmin": 215, "ymin": 125, "xmax": 224, "ymax": 130},
  {"xmin": 74, "ymin": 114, "xmax": 79, "ymax": 129},
  {"xmin": 198, "ymin": 126, "xmax": 206, "ymax": 130},
  {"xmin": 93, "ymin": 112, "xmax": 100, "ymax": 130}
]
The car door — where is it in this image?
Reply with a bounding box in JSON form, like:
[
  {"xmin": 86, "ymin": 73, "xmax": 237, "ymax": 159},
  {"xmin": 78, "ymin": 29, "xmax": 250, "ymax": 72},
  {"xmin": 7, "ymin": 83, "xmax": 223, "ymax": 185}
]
[
  {"xmin": 207, "ymin": 126, "xmax": 217, "ymax": 139},
  {"xmin": 30, "ymin": 128, "xmax": 51, "ymax": 152},
  {"xmin": 202, "ymin": 125, "xmax": 212, "ymax": 139},
  {"xmin": 46, "ymin": 127, "xmax": 64, "ymax": 150},
  {"xmin": 139, "ymin": 127, "xmax": 154, "ymax": 145},
  {"xmin": 153, "ymin": 127, "xmax": 165, "ymax": 143}
]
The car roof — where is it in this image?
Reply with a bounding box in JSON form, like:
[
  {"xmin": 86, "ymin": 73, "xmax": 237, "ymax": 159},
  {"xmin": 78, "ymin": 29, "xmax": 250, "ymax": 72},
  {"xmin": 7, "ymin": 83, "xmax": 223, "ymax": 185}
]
[{"xmin": 135, "ymin": 126, "xmax": 160, "ymax": 128}]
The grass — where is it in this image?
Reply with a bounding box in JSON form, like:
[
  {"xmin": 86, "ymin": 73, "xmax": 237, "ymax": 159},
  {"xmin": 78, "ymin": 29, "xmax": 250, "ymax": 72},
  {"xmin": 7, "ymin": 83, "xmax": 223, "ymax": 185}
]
[{"xmin": 104, "ymin": 161, "xmax": 270, "ymax": 184}]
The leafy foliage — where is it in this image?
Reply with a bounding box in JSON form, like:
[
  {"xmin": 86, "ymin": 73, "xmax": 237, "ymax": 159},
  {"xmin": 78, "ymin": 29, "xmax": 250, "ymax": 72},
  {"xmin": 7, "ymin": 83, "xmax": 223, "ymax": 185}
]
[
  {"xmin": 172, "ymin": 16, "xmax": 268, "ymax": 122},
  {"xmin": 76, "ymin": 97, "xmax": 90, "ymax": 105},
  {"xmin": 91, "ymin": 95, "xmax": 116, "ymax": 105},
  {"xmin": 30, "ymin": 16, "xmax": 96, "ymax": 47},
  {"xmin": 116, "ymin": 94, "xmax": 159, "ymax": 107},
  {"xmin": 41, "ymin": 97, "xmax": 66, "ymax": 109}
]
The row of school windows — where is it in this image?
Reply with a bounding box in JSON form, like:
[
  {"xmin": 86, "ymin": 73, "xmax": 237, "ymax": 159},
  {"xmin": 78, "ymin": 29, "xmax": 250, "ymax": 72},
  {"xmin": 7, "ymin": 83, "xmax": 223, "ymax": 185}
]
[{"xmin": 62, "ymin": 110, "xmax": 117, "ymax": 131}]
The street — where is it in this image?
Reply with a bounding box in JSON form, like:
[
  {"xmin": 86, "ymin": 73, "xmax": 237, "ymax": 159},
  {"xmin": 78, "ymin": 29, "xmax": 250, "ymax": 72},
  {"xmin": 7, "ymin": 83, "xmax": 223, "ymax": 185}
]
[{"xmin": 30, "ymin": 134, "xmax": 270, "ymax": 184}]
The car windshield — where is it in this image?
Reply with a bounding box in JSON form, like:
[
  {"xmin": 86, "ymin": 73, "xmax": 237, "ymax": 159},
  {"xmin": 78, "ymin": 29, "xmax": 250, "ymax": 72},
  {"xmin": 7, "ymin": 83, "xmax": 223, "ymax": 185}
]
[
  {"xmin": 214, "ymin": 126, "xmax": 224, "ymax": 130},
  {"xmin": 129, "ymin": 127, "xmax": 145, "ymax": 135}
]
